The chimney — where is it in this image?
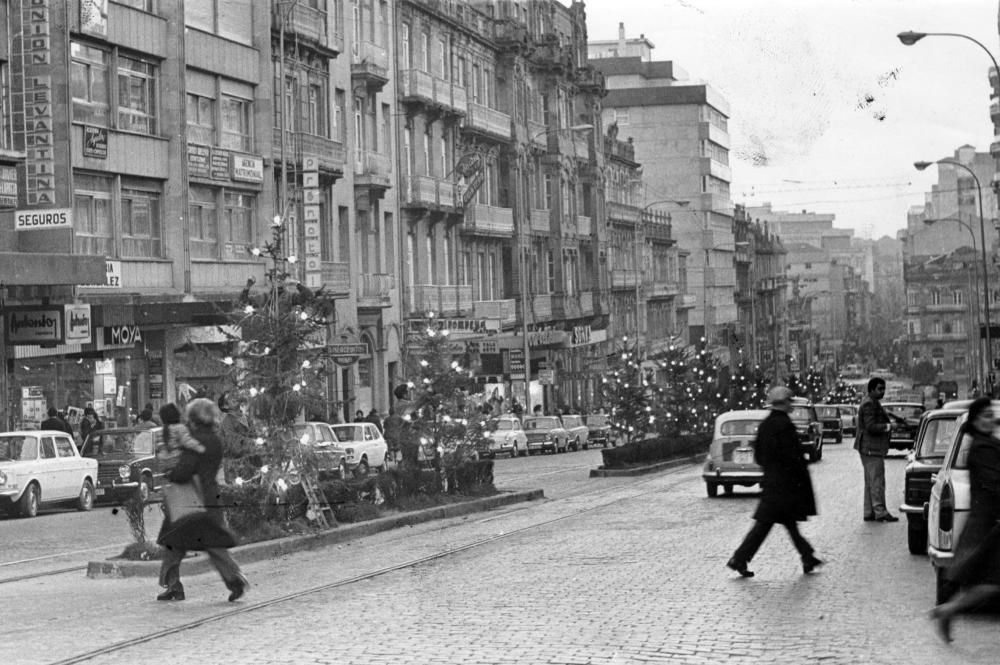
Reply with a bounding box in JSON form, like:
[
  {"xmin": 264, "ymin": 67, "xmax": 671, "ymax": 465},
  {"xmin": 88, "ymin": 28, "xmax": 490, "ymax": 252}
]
[{"xmin": 618, "ymin": 22, "xmax": 625, "ymax": 54}]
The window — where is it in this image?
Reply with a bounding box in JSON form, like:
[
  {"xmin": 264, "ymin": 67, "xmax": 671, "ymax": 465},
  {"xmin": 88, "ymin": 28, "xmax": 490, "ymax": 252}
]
[
  {"xmin": 306, "ymin": 83, "xmax": 327, "ymax": 138},
  {"xmin": 931, "ymin": 290, "xmax": 941, "ymax": 306},
  {"xmin": 444, "ymin": 231, "xmax": 452, "ymax": 284},
  {"xmin": 221, "ymin": 95, "xmax": 252, "ymax": 150},
  {"xmin": 439, "ymin": 136, "xmax": 448, "ymax": 178},
  {"xmin": 953, "ymin": 290, "xmax": 963, "ymax": 305},
  {"xmin": 420, "ymin": 31, "xmax": 430, "ymax": 72},
  {"xmin": 351, "ymin": 0, "xmax": 361, "ymax": 57},
  {"xmin": 186, "ymin": 92, "xmax": 216, "ymax": 145},
  {"xmin": 438, "ymin": 38, "xmax": 448, "ymax": 79},
  {"xmin": 54, "ymin": 437, "xmax": 75, "ymax": 458},
  {"xmin": 121, "ymin": 185, "xmax": 162, "ymax": 257},
  {"xmin": 71, "ymin": 43, "xmax": 110, "ymax": 126},
  {"xmin": 426, "ymin": 231, "xmax": 435, "ymax": 283},
  {"xmin": 117, "ymin": 54, "xmax": 158, "ymax": 135},
  {"xmin": 547, "ymin": 250, "xmax": 555, "ymax": 293},
  {"xmin": 335, "ymin": 88, "xmax": 346, "ymax": 142},
  {"xmin": 74, "ymin": 174, "xmax": 113, "ymax": 256},
  {"xmin": 381, "ymin": 103, "xmax": 391, "ymax": 155},
  {"xmin": 186, "ymin": 0, "xmax": 253, "ymax": 45},
  {"xmin": 472, "ymin": 64, "xmax": 481, "ymax": 103},
  {"xmin": 0, "ymin": 62, "xmax": 11, "ymax": 149},
  {"xmin": 189, "ymin": 186, "xmax": 219, "ymax": 259},
  {"xmin": 612, "ymin": 108, "xmax": 630, "ymax": 125},
  {"xmin": 423, "ymin": 125, "xmax": 431, "ymax": 174},
  {"xmin": 224, "ymin": 191, "xmax": 256, "ymax": 250},
  {"xmin": 353, "ymin": 97, "xmax": 364, "ymax": 151},
  {"xmin": 401, "ymin": 23, "xmax": 411, "ymax": 70},
  {"xmin": 544, "ymin": 174, "xmax": 552, "ymax": 209}
]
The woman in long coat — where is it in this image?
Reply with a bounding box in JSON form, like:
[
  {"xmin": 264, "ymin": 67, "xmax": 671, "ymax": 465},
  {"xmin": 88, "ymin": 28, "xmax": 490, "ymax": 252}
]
[
  {"xmin": 727, "ymin": 386, "xmax": 822, "ymax": 577},
  {"xmin": 156, "ymin": 398, "xmax": 247, "ymax": 602},
  {"xmin": 931, "ymin": 396, "xmax": 1000, "ymax": 642}
]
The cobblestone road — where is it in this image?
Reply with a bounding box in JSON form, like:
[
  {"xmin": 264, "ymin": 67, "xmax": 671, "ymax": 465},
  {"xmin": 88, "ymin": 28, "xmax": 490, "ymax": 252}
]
[{"xmin": 8, "ymin": 443, "xmax": 999, "ymax": 665}]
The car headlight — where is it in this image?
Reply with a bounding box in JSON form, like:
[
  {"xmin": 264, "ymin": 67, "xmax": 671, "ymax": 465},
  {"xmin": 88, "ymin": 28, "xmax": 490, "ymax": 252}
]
[
  {"xmin": 0, "ymin": 470, "xmax": 6, "ymax": 485},
  {"xmin": 118, "ymin": 465, "xmax": 131, "ymax": 480},
  {"xmin": 344, "ymin": 447, "xmax": 354, "ymax": 455}
]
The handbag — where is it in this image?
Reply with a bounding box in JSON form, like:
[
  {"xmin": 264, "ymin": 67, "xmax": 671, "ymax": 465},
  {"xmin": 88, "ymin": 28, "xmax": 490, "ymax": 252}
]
[{"xmin": 162, "ymin": 477, "xmax": 205, "ymax": 522}]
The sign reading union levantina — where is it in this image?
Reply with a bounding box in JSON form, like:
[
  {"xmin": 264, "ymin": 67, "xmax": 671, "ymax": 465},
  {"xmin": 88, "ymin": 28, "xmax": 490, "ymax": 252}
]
[
  {"xmin": 15, "ymin": 208, "xmax": 72, "ymax": 230},
  {"xmin": 6, "ymin": 308, "xmax": 65, "ymax": 345}
]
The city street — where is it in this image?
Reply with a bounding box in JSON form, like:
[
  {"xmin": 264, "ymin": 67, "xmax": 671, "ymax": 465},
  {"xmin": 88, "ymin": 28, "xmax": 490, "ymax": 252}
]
[{"xmin": 4, "ymin": 441, "xmax": 998, "ymax": 665}]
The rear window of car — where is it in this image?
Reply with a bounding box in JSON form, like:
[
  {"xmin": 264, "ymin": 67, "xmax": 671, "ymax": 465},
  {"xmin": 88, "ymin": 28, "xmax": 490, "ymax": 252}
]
[
  {"xmin": 563, "ymin": 416, "xmax": 582, "ymax": 427},
  {"xmin": 790, "ymin": 406, "xmax": 813, "ymax": 421},
  {"xmin": 494, "ymin": 420, "xmax": 517, "ymax": 431},
  {"xmin": 885, "ymin": 405, "xmax": 923, "ymax": 419},
  {"xmin": 719, "ymin": 420, "xmax": 763, "ymax": 436},
  {"xmin": 919, "ymin": 417, "xmax": 959, "ymax": 458},
  {"xmin": 0, "ymin": 435, "xmax": 38, "ymax": 461},
  {"xmin": 525, "ymin": 417, "xmax": 559, "ymax": 429},
  {"xmin": 815, "ymin": 407, "xmax": 838, "ymax": 418}
]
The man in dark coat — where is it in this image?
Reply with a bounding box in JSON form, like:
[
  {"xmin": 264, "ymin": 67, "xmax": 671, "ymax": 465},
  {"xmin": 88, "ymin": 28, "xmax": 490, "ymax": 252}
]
[
  {"xmin": 855, "ymin": 376, "xmax": 898, "ymax": 521},
  {"xmin": 727, "ymin": 386, "xmax": 822, "ymax": 577},
  {"xmin": 40, "ymin": 407, "xmax": 73, "ymax": 435}
]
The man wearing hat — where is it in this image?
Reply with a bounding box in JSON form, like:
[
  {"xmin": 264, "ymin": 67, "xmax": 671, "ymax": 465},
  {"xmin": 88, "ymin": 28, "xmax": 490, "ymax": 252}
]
[{"xmin": 727, "ymin": 386, "xmax": 822, "ymax": 577}]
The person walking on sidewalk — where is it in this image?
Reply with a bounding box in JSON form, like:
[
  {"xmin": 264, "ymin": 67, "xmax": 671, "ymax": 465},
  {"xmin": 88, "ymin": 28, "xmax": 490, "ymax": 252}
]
[
  {"xmin": 156, "ymin": 398, "xmax": 248, "ymax": 602},
  {"xmin": 855, "ymin": 377, "xmax": 898, "ymax": 522},
  {"xmin": 930, "ymin": 396, "xmax": 1000, "ymax": 643},
  {"xmin": 727, "ymin": 386, "xmax": 822, "ymax": 577}
]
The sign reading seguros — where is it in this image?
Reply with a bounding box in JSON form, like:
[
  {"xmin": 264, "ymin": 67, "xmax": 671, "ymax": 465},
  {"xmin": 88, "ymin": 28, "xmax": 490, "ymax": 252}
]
[{"xmin": 15, "ymin": 208, "xmax": 72, "ymax": 230}]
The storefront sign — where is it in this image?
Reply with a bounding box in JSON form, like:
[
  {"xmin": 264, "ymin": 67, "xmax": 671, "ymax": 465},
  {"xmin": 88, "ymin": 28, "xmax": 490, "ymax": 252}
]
[
  {"xmin": 64, "ymin": 304, "xmax": 92, "ymax": 344},
  {"xmin": 6, "ymin": 308, "xmax": 64, "ymax": 344},
  {"xmin": 507, "ymin": 349, "xmax": 525, "ymax": 379},
  {"xmin": 539, "ymin": 369, "xmax": 556, "ymax": 385},
  {"xmin": 0, "ymin": 166, "xmax": 17, "ymax": 208},
  {"xmin": 83, "ymin": 125, "xmax": 108, "ymax": 158},
  {"xmin": 211, "ymin": 149, "xmax": 231, "ymax": 180},
  {"xmin": 407, "ymin": 318, "xmax": 498, "ymax": 336},
  {"xmin": 94, "ymin": 359, "xmax": 114, "ymax": 375},
  {"xmin": 80, "ymin": 259, "xmax": 122, "ymax": 288},
  {"xmin": 528, "ymin": 329, "xmax": 569, "ymax": 347},
  {"xmin": 328, "ymin": 342, "xmax": 368, "ymax": 366},
  {"xmin": 467, "ymin": 340, "xmax": 499, "ymax": 354},
  {"xmin": 20, "ymin": 2, "xmax": 56, "ymax": 205},
  {"xmin": 104, "ymin": 325, "xmax": 143, "ymax": 346},
  {"xmin": 15, "ymin": 208, "xmax": 72, "ymax": 231},
  {"xmin": 187, "ymin": 144, "xmax": 211, "ymax": 177},
  {"xmin": 571, "ymin": 325, "xmax": 591, "ymax": 346},
  {"xmin": 231, "ymin": 154, "xmax": 264, "ymax": 182}
]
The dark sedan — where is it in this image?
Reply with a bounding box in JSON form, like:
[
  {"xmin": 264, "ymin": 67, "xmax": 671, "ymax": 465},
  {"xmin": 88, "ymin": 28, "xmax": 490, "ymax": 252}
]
[
  {"xmin": 80, "ymin": 427, "xmax": 167, "ymax": 503},
  {"xmin": 882, "ymin": 402, "xmax": 924, "ymax": 451},
  {"xmin": 788, "ymin": 403, "xmax": 823, "ymax": 463},
  {"xmin": 813, "ymin": 405, "xmax": 844, "ymax": 443}
]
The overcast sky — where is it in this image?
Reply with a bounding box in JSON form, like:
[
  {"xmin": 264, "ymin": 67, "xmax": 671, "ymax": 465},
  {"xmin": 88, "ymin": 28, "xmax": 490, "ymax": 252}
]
[{"xmin": 584, "ymin": 0, "xmax": 999, "ymax": 240}]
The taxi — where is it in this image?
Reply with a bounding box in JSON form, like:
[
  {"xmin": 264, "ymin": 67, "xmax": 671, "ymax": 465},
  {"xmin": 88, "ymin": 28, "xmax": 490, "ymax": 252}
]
[{"xmin": 702, "ymin": 409, "xmax": 770, "ymax": 498}]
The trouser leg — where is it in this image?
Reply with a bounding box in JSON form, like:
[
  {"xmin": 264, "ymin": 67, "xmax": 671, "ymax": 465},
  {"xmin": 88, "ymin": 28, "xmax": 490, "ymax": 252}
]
[
  {"xmin": 159, "ymin": 546, "xmax": 186, "ymax": 589},
  {"xmin": 861, "ymin": 454, "xmax": 888, "ymax": 517},
  {"xmin": 733, "ymin": 520, "xmax": 773, "ymax": 564},
  {"xmin": 782, "ymin": 521, "xmax": 814, "ymax": 558},
  {"xmin": 206, "ymin": 548, "xmax": 243, "ymax": 585}
]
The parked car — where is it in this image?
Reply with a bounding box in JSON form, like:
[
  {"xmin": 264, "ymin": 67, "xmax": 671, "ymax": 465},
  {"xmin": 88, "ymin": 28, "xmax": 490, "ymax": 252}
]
[
  {"xmin": 702, "ymin": 409, "xmax": 769, "ymax": 498},
  {"xmin": 80, "ymin": 427, "xmax": 169, "ymax": 503},
  {"xmin": 788, "ymin": 403, "xmax": 824, "ymax": 462},
  {"xmin": 0, "ymin": 430, "xmax": 98, "ymax": 518},
  {"xmin": 833, "ymin": 404, "xmax": 858, "ymax": 436},
  {"xmin": 522, "ymin": 416, "xmax": 569, "ymax": 454},
  {"xmin": 486, "ymin": 415, "xmax": 527, "ymax": 458},
  {"xmin": 559, "ymin": 415, "xmax": 589, "ymax": 451},
  {"xmin": 881, "ymin": 401, "xmax": 924, "ymax": 450},
  {"xmin": 290, "ymin": 422, "xmax": 389, "ymax": 479},
  {"xmin": 900, "ymin": 407, "xmax": 964, "ymax": 555},
  {"xmin": 585, "ymin": 414, "xmax": 613, "ymax": 448},
  {"xmin": 813, "ymin": 405, "xmax": 844, "ymax": 443}
]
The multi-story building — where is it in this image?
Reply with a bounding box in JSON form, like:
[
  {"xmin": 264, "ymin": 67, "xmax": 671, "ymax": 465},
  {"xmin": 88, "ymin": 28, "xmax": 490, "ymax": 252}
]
[
  {"xmin": 589, "ymin": 24, "xmax": 733, "ymax": 349},
  {"xmin": 734, "ymin": 204, "xmax": 786, "ymax": 378}
]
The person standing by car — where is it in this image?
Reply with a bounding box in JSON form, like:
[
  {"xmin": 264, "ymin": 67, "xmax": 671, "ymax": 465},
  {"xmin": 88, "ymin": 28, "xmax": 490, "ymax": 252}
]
[
  {"xmin": 726, "ymin": 386, "xmax": 823, "ymax": 578},
  {"xmin": 855, "ymin": 377, "xmax": 898, "ymax": 522},
  {"xmin": 79, "ymin": 407, "xmax": 103, "ymax": 446},
  {"xmin": 156, "ymin": 398, "xmax": 247, "ymax": 602},
  {"xmin": 40, "ymin": 407, "xmax": 73, "ymax": 435},
  {"xmin": 930, "ymin": 396, "xmax": 1000, "ymax": 643}
]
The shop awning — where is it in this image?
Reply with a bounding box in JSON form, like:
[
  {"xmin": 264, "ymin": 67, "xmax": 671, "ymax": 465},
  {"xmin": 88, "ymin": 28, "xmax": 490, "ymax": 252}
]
[{"xmin": 0, "ymin": 252, "xmax": 106, "ymax": 286}]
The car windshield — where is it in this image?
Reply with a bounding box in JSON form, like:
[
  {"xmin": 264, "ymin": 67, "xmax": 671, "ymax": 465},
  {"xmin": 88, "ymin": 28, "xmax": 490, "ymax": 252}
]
[
  {"xmin": 330, "ymin": 425, "xmax": 363, "ymax": 442},
  {"xmin": 719, "ymin": 420, "xmax": 763, "ymax": 436},
  {"xmin": 525, "ymin": 417, "xmax": 558, "ymax": 429},
  {"xmin": 81, "ymin": 432, "xmax": 138, "ymax": 457},
  {"xmin": 0, "ymin": 435, "xmax": 38, "ymax": 461},
  {"xmin": 790, "ymin": 406, "xmax": 812, "ymax": 421},
  {"xmin": 885, "ymin": 405, "xmax": 923, "ymax": 420},
  {"xmin": 563, "ymin": 416, "xmax": 581, "ymax": 426},
  {"xmin": 815, "ymin": 407, "xmax": 838, "ymax": 418},
  {"xmin": 919, "ymin": 417, "xmax": 959, "ymax": 458},
  {"xmin": 586, "ymin": 415, "xmax": 608, "ymax": 426},
  {"xmin": 494, "ymin": 420, "xmax": 516, "ymax": 431}
]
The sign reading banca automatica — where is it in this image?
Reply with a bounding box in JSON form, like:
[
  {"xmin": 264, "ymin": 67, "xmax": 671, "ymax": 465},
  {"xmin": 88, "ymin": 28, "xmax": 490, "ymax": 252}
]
[{"xmin": 15, "ymin": 208, "xmax": 72, "ymax": 230}]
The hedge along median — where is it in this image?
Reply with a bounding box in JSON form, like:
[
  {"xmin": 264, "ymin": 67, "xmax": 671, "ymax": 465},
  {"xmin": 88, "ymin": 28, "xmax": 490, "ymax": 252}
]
[
  {"xmin": 88, "ymin": 488, "xmax": 544, "ymax": 579},
  {"xmin": 590, "ymin": 433, "xmax": 710, "ymax": 477}
]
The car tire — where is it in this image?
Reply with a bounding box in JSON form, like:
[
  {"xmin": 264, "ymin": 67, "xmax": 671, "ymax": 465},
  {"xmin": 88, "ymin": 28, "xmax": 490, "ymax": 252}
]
[
  {"xmin": 354, "ymin": 458, "xmax": 370, "ymax": 478},
  {"xmin": 138, "ymin": 474, "xmax": 154, "ymax": 503},
  {"xmin": 706, "ymin": 482, "xmax": 718, "ymax": 498},
  {"xmin": 573, "ymin": 437, "xmax": 581, "ymax": 452},
  {"xmin": 936, "ymin": 566, "xmax": 959, "ymax": 604},
  {"xmin": 583, "ymin": 442, "xmax": 589, "ymax": 450},
  {"xmin": 723, "ymin": 484, "xmax": 734, "ymax": 496},
  {"xmin": 379, "ymin": 452, "xmax": 391, "ymax": 473},
  {"xmin": 908, "ymin": 520, "xmax": 928, "ymax": 555},
  {"xmin": 77, "ymin": 479, "xmax": 95, "ymax": 512},
  {"xmin": 338, "ymin": 459, "xmax": 349, "ymax": 481},
  {"xmin": 510, "ymin": 444, "xmax": 519, "ymax": 459},
  {"xmin": 18, "ymin": 483, "xmax": 39, "ymax": 518}
]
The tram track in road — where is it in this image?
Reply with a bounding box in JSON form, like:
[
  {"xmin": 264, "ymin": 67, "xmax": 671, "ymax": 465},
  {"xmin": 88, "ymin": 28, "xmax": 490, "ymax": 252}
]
[{"xmin": 47, "ymin": 460, "xmax": 699, "ymax": 665}]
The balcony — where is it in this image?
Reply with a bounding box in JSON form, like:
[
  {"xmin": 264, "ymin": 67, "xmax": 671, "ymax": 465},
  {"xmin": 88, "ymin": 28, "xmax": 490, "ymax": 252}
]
[
  {"xmin": 646, "ymin": 280, "xmax": 680, "ymax": 299},
  {"xmin": 527, "ymin": 119, "xmax": 547, "ymax": 148},
  {"xmin": 552, "ymin": 293, "xmax": 583, "ymax": 320},
  {"xmin": 464, "ymin": 203, "xmax": 514, "ymax": 236},
  {"xmin": 356, "ymin": 273, "xmax": 394, "ymax": 308},
  {"xmin": 576, "ymin": 215, "xmax": 592, "ymax": 237},
  {"xmin": 925, "ymin": 332, "xmax": 968, "ymax": 342},
  {"xmin": 354, "ymin": 150, "xmax": 392, "ymax": 190},
  {"xmin": 603, "ymin": 135, "xmax": 636, "ymax": 163},
  {"xmin": 607, "ymin": 201, "xmax": 641, "ymax": 224},
  {"xmin": 532, "ymin": 294, "xmax": 553, "ymax": 319},
  {"xmin": 412, "ymin": 284, "xmax": 473, "ymax": 316},
  {"xmin": 402, "ymin": 175, "xmax": 458, "ymax": 211},
  {"xmin": 273, "ymin": 129, "xmax": 347, "ymax": 177},
  {"xmin": 473, "ymin": 299, "xmax": 517, "ymax": 326},
  {"xmin": 612, "ymin": 269, "xmax": 640, "ymax": 289},
  {"xmin": 274, "ymin": 3, "xmax": 338, "ymax": 57},
  {"xmin": 321, "ymin": 261, "xmax": 351, "ymax": 296},
  {"xmin": 351, "ymin": 41, "xmax": 389, "ymax": 91},
  {"xmin": 462, "ymin": 102, "xmax": 512, "ymax": 141},
  {"xmin": 399, "ymin": 69, "xmax": 435, "ymax": 105},
  {"xmin": 530, "ymin": 208, "xmax": 551, "ymax": 233},
  {"xmin": 925, "ymin": 302, "xmax": 966, "ymax": 313},
  {"xmin": 580, "ymin": 290, "xmax": 594, "ymax": 315}
]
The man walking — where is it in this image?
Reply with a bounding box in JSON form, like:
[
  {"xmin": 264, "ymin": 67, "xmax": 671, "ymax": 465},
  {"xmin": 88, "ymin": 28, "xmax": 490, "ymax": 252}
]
[
  {"xmin": 727, "ymin": 386, "xmax": 822, "ymax": 577},
  {"xmin": 855, "ymin": 377, "xmax": 898, "ymax": 522}
]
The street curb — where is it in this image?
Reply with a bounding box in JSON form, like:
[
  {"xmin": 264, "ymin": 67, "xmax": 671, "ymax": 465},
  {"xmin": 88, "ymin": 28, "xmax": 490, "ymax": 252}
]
[
  {"xmin": 86, "ymin": 488, "xmax": 545, "ymax": 579},
  {"xmin": 589, "ymin": 454, "xmax": 703, "ymax": 477}
]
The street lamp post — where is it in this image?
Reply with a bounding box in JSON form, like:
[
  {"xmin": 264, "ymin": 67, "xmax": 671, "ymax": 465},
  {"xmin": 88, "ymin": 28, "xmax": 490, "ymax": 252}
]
[
  {"xmin": 897, "ymin": 31, "xmax": 1000, "ymax": 79},
  {"xmin": 915, "ymin": 160, "xmax": 993, "ymax": 393},
  {"xmin": 519, "ymin": 123, "xmax": 593, "ymax": 414},
  {"xmin": 923, "ymin": 217, "xmax": 984, "ymax": 390}
]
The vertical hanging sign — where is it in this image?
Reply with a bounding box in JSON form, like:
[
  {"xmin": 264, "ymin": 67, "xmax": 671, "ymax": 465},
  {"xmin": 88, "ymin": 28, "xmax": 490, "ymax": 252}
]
[{"xmin": 302, "ymin": 157, "xmax": 322, "ymax": 289}]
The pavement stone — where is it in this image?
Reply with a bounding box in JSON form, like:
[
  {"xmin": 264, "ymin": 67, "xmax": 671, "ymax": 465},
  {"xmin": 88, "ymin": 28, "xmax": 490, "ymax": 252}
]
[{"xmin": 6, "ymin": 443, "xmax": 1000, "ymax": 665}]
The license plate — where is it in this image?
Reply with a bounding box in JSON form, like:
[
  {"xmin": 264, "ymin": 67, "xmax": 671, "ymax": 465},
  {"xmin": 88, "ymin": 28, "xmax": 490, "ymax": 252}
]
[
  {"xmin": 95, "ymin": 488, "xmax": 105, "ymax": 496},
  {"xmin": 734, "ymin": 449, "xmax": 754, "ymax": 464}
]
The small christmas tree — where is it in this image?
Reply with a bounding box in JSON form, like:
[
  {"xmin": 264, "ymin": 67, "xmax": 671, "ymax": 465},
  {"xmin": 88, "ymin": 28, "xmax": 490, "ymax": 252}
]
[
  {"xmin": 729, "ymin": 361, "xmax": 770, "ymax": 410},
  {"xmin": 601, "ymin": 336, "xmax": 664, "ymax": 446}
]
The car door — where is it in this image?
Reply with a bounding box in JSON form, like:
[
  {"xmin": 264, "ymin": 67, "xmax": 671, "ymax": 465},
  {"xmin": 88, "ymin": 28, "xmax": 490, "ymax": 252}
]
[
  {"xmin": 53, "ymin": 435, "xmax": 83, "ymax": 500},
  {"xmin": 38, "ymin": 435, "xmax": 68, "ymax": 500}
]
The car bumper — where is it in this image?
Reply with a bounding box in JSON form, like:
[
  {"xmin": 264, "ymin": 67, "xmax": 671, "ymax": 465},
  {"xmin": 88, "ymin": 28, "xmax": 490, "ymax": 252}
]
[
  {"xmin": 526, "ymin": 440, "xmax": 554, "ymax": 451},
  {"xmin": 702, "ymin": 469, "xmax": 763, "ymax": 482},
  {"xmin": 928, "ymin": 546, "xmax": 954, "ymax": 569},
  {"xmin": 95, "ymin": 481, "xmax": 139, "ymax": 501},
  {"xmin": 900, "ymin": 501, "xmax": 925, "ymax": 516},
  {"xmin": 488, "ymin": 443, "xmax": 515, "ymax": 454}
]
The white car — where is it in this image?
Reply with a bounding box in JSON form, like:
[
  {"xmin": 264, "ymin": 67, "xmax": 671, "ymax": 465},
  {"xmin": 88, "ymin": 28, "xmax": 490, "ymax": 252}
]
[
  {"xmin": 0, "ymin": 430, "xmax": 98, "ymax": 518},
  {"xmin": 486, "ymin": 415, "xmax": 527, "ymax": 458},
  {"xmin": 559, "ymin": 415, "xmax": 590, "ymax": 451},
  {"xmin": 833, "ymin": 404, "xmax": 857, "ymax": 436},
  {"xmin": 702, "ymin": 410, "xmax": 770, "ymax": 497},
  {"xmin": 329, "ymin": 422, "xmax": 390, "ymax": 478}
]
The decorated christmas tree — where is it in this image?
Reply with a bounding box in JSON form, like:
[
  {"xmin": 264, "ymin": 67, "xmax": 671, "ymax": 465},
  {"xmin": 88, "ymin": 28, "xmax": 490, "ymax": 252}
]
[
  {"xmin": 653, "ymin": 340, "xmax": 695, "ymax": 438},
  {"xmin": 600, "ymin": 336, "xmax": 665, "ymax": 445},
  {"xmin": 728, "ymin": 361, "xmax": 770, "ymax": 410},
  {"xmin": 686, "ymin": 340, "xmax": 727, "ymax": 434}
]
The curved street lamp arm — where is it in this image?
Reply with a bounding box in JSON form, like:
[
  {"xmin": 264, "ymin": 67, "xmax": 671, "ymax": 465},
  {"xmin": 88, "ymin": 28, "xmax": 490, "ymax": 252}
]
[{"xmin": 914, "ymin": 32, "xmax": 1000, "ymax": 76}]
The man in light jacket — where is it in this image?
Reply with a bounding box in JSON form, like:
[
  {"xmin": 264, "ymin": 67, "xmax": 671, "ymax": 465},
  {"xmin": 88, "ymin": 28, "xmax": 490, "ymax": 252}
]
[{"xmin": 855, "ymin": 377, "xmax": 898, "ymax": 522}]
